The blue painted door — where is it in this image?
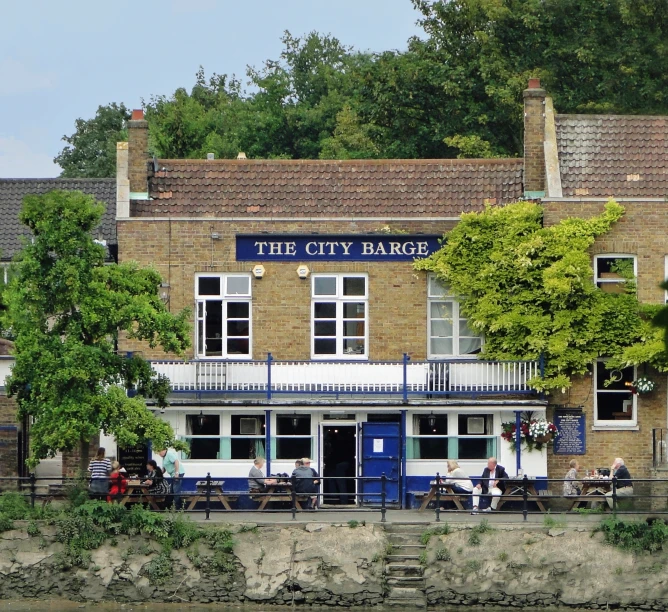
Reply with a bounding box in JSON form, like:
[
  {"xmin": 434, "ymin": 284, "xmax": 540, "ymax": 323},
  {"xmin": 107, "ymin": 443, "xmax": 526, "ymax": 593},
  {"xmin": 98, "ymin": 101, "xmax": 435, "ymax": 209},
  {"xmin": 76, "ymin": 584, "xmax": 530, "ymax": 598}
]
[{"xmin": 360, "ymin": 422, "xmax": 400, "ymax": 505}]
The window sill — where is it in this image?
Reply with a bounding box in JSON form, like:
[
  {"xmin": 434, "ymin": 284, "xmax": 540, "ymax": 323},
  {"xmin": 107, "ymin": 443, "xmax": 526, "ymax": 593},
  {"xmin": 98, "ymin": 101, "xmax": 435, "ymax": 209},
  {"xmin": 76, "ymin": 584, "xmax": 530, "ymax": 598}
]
[{"xmin": 591, "ymin": 425, "xmax": 639, "ymax": 431}]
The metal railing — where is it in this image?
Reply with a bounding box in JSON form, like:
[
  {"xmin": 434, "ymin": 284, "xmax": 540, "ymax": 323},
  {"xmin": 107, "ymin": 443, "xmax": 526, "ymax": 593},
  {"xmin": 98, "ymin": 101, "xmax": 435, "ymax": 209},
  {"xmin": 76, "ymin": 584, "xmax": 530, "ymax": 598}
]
[{"xmin": 151, "ymin": 353, "xmax": 541, "ymax": 399}]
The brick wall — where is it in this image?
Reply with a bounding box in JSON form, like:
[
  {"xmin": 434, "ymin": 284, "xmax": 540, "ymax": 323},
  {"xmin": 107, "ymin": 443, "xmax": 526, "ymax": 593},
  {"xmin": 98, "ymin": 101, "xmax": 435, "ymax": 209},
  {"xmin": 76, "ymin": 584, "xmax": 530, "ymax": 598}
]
[
  {"xmin": 117, "ymin": 218, "xmax": 457, "ymax": 361},
  {"xmin": 544, "ymin": 198, "xmax": 668, "ymax": 486},
  {"xmin": 128, "ymin": 114, "xmax": 148, "ymax": 194},
  {"xmin": 0, "ymin": 395, "xmax": 18, "ymax": 478}
]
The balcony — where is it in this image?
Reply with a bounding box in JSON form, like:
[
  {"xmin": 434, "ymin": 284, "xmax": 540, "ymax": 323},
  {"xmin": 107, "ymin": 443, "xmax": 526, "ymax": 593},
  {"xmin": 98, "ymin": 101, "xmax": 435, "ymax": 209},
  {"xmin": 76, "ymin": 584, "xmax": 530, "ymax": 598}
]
[{"xmin": 151, "ymin": 355, "xmax": 541, "ymax": 400}]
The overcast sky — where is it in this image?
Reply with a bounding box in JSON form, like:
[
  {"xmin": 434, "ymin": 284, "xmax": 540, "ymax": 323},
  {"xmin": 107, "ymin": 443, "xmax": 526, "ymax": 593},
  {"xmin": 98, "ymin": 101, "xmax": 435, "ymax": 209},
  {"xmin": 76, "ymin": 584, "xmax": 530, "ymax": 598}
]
[{"xmin": 0, "ymin": 0, "xmax": 422, "ymax": 178}]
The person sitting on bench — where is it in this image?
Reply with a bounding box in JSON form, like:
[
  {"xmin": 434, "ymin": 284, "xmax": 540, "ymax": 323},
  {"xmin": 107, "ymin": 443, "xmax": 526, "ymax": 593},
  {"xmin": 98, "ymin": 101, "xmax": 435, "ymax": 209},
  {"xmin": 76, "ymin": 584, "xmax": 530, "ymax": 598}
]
[
  {"xmin": 445, "ymin": 460, "xmax": 474, "ymax": 508},
  {"xmin": 248, "ymin": 457, "xmax": 276, "ymax": 494},
  {"xmin": 471, "ymin": 457, "xmax": 508, "ymax": 513}
]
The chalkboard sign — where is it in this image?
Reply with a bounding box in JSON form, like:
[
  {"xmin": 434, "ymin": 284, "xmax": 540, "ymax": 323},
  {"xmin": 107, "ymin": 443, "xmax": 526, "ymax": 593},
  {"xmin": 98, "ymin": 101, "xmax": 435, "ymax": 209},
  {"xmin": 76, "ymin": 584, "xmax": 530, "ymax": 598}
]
[
  {"xmin": 553, "ymin": 410, "xmax": 586, "ymax": 455},
  {"xmin": 117, "ymin": 444, "xmax": 150, "ymax": 478}
]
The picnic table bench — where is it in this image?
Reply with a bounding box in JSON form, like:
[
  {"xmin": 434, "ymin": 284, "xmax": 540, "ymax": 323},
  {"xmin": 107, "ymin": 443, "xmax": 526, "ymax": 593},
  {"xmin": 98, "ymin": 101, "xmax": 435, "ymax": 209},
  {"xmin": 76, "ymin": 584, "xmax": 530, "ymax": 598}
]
[
  {"xmin": 418, "ymin": 481, "xmax": 468, "ymax": 511},
  {"xmin": 495, "ymin": 480, "xmax": 547, "ymax": 512},
  {"xmin": 182, "ymin": 480, "xmax": 238, "ymax": 511}
]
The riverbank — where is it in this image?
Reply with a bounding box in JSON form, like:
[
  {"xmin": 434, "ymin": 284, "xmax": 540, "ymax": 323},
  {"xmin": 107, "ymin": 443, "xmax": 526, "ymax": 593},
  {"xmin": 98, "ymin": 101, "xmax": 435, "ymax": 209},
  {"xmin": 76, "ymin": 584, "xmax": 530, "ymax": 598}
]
[{"xmin": 1, "ymin": 514, "xmax": 667, "ymax": 610}]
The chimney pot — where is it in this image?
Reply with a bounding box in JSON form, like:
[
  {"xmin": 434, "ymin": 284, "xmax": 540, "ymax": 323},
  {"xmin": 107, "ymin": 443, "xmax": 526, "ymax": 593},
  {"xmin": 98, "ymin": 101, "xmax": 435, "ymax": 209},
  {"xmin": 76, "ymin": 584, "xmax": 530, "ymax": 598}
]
[
  {"xmin": 207, "ymin": 153, "xmax": 215, "ymax": 160},
  {"xmin": 237, "ymin": 152, "xmax": 247, "ymax": 160},
  {"xmin": 131, "ymin": 109, "xmax": 145, "ymax": 121},
  {"xmin": 528, "ymin": 78, "xmax": 541, "ymax": 89}
]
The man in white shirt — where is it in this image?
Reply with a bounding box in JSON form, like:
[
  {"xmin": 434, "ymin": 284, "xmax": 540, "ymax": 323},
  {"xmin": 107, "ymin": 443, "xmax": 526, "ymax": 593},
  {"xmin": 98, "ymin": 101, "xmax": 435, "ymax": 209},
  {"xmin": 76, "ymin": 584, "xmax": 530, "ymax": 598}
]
[{"xmin": 471, "ymin": 457, "xmax": 509, "ymax": 513}]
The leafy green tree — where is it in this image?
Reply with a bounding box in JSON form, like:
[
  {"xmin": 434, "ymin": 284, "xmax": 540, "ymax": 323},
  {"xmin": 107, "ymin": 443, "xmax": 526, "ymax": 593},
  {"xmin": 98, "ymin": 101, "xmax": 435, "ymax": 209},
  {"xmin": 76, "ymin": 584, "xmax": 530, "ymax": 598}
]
[
  {"xmin": 55, "ymin": 103, "xmax": 132, "ymax": 178},
  {"xmin": 319, "ymin": 105, "xmax": 379, "ymax": 159},
  {"xmin": 2, "ymin": 190, "xmax": 191, "ymax": 470},
  {"xmin": 415, "ymin": 200, "xmax": 668, "ymax": 392}
]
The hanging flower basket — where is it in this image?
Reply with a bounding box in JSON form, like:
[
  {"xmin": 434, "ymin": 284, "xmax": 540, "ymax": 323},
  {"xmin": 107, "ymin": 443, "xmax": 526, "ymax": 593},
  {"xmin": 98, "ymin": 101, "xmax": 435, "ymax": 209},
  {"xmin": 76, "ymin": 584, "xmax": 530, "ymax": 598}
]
[
  {"xmin": 632, "ymin": 377, "xmax": 655, "ymax": 395},
  {"xmin": 501, "ymin": 416, "xmax": 559, "ymax": 453}
]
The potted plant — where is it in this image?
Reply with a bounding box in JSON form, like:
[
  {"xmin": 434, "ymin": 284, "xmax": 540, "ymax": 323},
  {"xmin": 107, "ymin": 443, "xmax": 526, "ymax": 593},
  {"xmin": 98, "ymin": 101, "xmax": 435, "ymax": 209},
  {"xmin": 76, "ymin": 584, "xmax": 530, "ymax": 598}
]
[
  {"xmin": 501, "ymin": 413, "xmax": 558, "ymax": 452},
  {"xmin": 631, "ymin": 376, "xmax": 655, "ymax": 395}
]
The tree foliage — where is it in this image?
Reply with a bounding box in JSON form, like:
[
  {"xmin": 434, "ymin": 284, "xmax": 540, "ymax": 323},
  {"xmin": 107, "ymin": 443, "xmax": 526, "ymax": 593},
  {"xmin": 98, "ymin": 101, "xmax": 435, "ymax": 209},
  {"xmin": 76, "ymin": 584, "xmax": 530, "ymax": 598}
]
[
  {"xmin": 2, "ymin": 191, "xmax": 191, "ymax": 469},
  {"xmin": 55, "ymin": 103, "xmax": 131, "ymax": 178},
  {"xmin": 415, "ymin": 201, "xmax": 668, "ymax": 392}
]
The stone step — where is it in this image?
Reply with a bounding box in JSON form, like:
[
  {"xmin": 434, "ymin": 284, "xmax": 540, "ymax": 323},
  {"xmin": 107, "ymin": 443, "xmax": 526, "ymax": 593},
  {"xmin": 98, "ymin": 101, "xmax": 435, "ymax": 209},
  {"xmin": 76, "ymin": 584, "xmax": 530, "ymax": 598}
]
[
  {"xmin": 387, "ymin": 554, "xmax": 421, "ymax": 561},
  {"xmin": 383, "ymin": 524, "xmax": 427, "ymax": 534},
  {"xmin": 390, "ymin": 544, "xmax": 426, "ymax": 550},
  {"xmin": 384, "ymin": 600, "xmax": 427, "ymax": 609},
  {"xmin": 386, "ymin": 576, "xmax": 426, "ymax": 587},
  {"xmin": 388, "ymin": 533, "xmax": 424, "ymax": 542},
  {"xmin": 386, "ymin": 564, "xmax": 424, "ymax": 575},
  {"xmin": 387, "ymin": 586, "xmax": 426, "ymax": 600}
]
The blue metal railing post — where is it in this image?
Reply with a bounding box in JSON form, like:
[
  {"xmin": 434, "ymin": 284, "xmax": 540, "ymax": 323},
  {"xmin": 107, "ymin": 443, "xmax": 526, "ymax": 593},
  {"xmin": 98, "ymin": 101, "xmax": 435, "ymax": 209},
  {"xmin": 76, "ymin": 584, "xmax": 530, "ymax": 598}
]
[
  {"xmin": 267, "ymin": 352, "xmax": 273, "ymax": 400},
  {"xmin": 402, "ymin": 353, "xmax": 410, "ymax": 403},
  {"xmin": 515, "ymin": 411, "xmax": 522, "ymax": 476}
]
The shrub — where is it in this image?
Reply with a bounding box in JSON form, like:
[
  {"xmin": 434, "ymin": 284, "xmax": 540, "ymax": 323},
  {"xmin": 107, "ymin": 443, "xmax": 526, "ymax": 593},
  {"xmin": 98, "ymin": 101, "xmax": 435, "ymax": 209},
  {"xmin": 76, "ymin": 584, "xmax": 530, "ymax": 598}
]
[
  {"xmin": 594, "ymin": 518, "xmax": 668, "ymax": 554},
  {"xmin": 420, "ymin": 524, "xmax": 451, "ymax": 545},
  {"xmin": 0, "ymin": 492, "xmax": 31, "ymax": 520}
]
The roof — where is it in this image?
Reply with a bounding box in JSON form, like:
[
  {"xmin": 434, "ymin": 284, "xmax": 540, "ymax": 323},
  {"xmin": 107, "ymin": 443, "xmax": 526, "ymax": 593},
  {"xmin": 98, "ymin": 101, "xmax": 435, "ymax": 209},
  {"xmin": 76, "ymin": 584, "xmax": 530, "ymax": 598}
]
[
  {"xmin": 0, "ymin": 178, "xmax": 117, "ymax": 260},
  {"xmin": 555, "ymin": 115, "xmax": 668, "ymax": 198},
  {"xmin": 134, "ymin": 158, "xmax": 524, "ymax": 217}
]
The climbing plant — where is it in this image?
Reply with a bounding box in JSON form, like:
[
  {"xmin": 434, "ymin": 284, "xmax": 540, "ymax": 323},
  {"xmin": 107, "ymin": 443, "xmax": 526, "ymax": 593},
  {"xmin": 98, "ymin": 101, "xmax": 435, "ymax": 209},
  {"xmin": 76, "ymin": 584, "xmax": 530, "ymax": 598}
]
[{"xmin": 415, "ymin": 200, "xmax": 668, "ymax": 393}]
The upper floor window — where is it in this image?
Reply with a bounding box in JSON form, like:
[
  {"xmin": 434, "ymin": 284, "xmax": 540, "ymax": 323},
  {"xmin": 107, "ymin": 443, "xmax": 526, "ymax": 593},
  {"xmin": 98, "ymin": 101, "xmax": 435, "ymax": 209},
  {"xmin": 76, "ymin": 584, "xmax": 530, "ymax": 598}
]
[
  {"xmin": 595, "ymin": 362, "xmax": 637, "ymax": 426},
  {"xmin": 195, "ymin": 274, "xmax": 251, "ymax": 359},
  {"xmin": 312, "ymin": 274, "xmax": 367, "ymax": 359},
  {"xmin": 595, "ymin": 255, "xmax": 636, "ymax": 294},
  {"xmin": 428, "ymin": 275, "xmax": 482, "ymax": 358}
]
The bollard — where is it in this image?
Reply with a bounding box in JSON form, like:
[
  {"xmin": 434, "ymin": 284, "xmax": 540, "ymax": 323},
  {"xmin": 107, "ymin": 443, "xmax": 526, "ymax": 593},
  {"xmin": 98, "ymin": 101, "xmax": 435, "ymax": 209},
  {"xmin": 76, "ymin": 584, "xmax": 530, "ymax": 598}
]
[
  {"xmin": 380, "ymin": 473, "xmax": 387, "ymax": 523},
  {"xmin": 291, "ymin": 474, "xmax": 297, "ymax": 520},
  {"xmin": 612, "ymin": 475, "xmax": 618, "ymax": 514},
  {"xmin": 435, "ymin": 472, "xmax": 441, "ymax": 522},
  {"xmin": 29, "ymin": 473, "xmax": 36, "ymax": 508},
  {"xmin": 522, "ymin": 475, "xmax": 528, "ymax": 522},
  {"xmin": 205, "ymin": 472, "xmax": 212, "ymax": 520}
]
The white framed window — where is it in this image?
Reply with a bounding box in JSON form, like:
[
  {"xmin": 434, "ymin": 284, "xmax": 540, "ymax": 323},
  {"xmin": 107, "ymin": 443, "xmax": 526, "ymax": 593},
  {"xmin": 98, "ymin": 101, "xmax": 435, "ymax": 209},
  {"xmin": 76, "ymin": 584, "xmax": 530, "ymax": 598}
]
[
  {"xmin": 195, "ymin": 274, "xmax": 252, "ymax": 359},
  {"xmin": 595, "ymin": 362, "xmax": 637, "ymax": 426},
  {"xmin": 428, "ymin": 275, "xmax": 482, "ymax": 358},
  {"xmin": 273, "ymin": 414, "xmax": 313, "ymax": 460},
  {"xmin": 594, "ymin": 255, "xmax": 636, "ymax": 294},
  {"xmin": 311, "ymin": 274, "xmax": 368, "ymax": 359}
]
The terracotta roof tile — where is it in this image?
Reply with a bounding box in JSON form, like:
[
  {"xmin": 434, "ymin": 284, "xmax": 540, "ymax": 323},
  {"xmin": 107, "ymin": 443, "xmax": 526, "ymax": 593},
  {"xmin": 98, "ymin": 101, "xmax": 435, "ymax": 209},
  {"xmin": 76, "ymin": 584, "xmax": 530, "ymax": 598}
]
[
  {"xmin": 133, "ymin": 158, "xmax": 524, "ymax": 217},
  {"xmin": 556, "ymin": 115, "xmax": 668, "ymax": 198}
]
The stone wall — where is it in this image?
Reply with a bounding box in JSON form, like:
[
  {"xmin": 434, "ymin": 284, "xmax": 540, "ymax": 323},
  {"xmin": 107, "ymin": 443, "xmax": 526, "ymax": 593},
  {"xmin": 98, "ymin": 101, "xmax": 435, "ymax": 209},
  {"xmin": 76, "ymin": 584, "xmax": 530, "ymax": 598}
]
[{"xmin": 117, "ymin": 218, "xmax": 457, "ymax": 361}]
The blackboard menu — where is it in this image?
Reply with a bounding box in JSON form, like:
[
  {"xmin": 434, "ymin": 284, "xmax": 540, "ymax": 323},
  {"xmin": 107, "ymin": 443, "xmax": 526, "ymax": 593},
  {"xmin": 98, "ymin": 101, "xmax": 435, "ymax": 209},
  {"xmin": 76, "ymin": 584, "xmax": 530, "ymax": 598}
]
[
  {"xmin": 553, "ymin": 410, "xmax": 586, "ymax": 455},
  {"xmin": 118, "ymin": 444, "xmax": 150, "ymax": 478}
]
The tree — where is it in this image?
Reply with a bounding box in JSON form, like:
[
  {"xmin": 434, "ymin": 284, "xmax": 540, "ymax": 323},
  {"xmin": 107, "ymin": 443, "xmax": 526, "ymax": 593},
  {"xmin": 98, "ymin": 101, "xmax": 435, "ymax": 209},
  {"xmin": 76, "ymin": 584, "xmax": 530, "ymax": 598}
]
[
  {"xmin": 415, "ymin": 200, "xmax": 668, "ymax": 392},
  {"xmin": 2, "ymin": 190, "xmax": 191, "ymax": 470},
  {"xmin": 55, "ymin": 103, "xmax": 131, "ymax": 178}
]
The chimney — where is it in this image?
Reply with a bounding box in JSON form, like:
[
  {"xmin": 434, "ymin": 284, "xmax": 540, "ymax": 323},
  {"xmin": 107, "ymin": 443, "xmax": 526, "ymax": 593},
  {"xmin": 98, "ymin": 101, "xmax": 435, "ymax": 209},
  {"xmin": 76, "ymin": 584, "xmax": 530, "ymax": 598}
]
[
  {"xmin": 128, "ymin": 109, "xmax": 149, "ymax": 197},
  {"xmin": 523, "ymin": 78, "xmax": 546, "ymax": 198}
]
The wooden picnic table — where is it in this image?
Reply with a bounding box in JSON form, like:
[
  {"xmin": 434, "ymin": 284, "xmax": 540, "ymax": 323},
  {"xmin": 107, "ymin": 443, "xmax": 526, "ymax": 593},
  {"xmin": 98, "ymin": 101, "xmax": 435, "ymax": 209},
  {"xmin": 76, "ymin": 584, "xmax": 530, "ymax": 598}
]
[
  {"xmin": 568, "ymin": 478, "xmax": 611, "ymax": 510},
  {"xmin": 253, "ymin": 482, "xmax": 305, "ymax": 511},
  {"xmin": 495, "ymin": 479, "xmax": 547, "ymax": 512},
  {"xmin": 418, "ymin": 481, "xmax": 467, "ymax": 512},
  {"xmin": 184, "ymin": 480, "xmax": 234, "ymax": 511},
  {"xmin": 118, "ymin": 479, "xmax": 162, "ymax": 511}
]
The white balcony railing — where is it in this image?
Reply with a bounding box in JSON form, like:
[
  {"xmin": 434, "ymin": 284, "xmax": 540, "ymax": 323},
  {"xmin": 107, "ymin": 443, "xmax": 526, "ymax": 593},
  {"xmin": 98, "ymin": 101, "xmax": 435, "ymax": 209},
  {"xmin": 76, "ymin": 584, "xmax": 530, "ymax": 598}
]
[{"xmin": 151, "ymin": 357, "xmax": 540, "ymax": 397}]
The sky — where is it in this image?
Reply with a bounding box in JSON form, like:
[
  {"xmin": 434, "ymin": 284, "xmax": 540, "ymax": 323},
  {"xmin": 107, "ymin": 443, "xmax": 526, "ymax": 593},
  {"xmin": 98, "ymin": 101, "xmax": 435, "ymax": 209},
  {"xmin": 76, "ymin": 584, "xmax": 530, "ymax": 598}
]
[{"xmin": 0, "ymin": 0, "xmax": 423, "ymax": 178}]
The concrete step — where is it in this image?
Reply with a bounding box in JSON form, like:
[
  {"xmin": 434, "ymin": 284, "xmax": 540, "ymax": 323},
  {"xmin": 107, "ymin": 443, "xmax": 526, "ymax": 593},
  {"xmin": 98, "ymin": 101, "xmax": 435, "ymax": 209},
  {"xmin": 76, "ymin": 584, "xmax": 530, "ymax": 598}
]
[
  {"xmin": 387, "ymin": 586, "xmax": 426, "ymax": 600},
  {"xmin": 388, "ymin": 533, "xmax": 424, "ymax": 543},
  {"xmin": 386, "ymin": 563, "xmax": 424, "ymax": 575},
  {"xmin": 390, "ymin": 544, "xmax": 426, "ymax": 550},
  {"xmin": 387, "ymin": 554, "xmax": 421, "ymax": 561}
]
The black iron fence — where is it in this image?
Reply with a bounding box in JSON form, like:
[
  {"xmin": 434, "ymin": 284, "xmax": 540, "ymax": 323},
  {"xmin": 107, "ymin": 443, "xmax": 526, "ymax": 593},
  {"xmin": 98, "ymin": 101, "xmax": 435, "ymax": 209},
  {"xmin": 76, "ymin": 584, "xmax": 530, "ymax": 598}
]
[{"xmin": 4, "ymin": 472, "xmax": 668, "ymax": 523}]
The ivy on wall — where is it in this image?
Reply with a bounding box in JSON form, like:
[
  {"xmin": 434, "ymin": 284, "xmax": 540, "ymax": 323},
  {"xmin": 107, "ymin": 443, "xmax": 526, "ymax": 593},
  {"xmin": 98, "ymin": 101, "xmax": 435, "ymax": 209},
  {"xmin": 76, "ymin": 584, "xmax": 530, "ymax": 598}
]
[{"xmin": 415, "ymin": 200, "xmax": 668, "ymax": 392}]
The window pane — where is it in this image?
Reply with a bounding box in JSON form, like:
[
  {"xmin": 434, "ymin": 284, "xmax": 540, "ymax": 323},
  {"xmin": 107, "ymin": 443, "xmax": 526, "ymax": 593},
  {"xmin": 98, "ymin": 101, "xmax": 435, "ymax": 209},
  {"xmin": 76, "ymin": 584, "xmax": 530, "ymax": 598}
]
[
  {"xmin": 428, "ymin": 276, "xmax": 449, "ymax": 297},
  {"xmin": 227, "ymin": 302, "xmax": 249, "ymax": 318},
  {"xmin": 430, "ymin": 301, "xmax": 453, "ymax": 319},
  {"xmin": 597, "ymin": 392, "xmax": 634, "ymax": 421},
  {"xmin": 231, "ymin": 438, "xmax": 264, "ymax": 460},
  {"xmin": 458, "ymin": 414, "xmax": 492, "ymax": 435},
  {"xmin": 198, "ymin": 277, "xmax": 221, "ymax": 296},
  {"xmin": 227, "ymin": 320, "xmax": 249, "ymax": 336},
  {"xmin": 315, "ymin": 321, "xmax": 336, "ymax": 336},
  {"xmin": 343, "ymin": 277, "xmax": 365, "ymax": 296},
  {"xmin": 186, "ymin": 414, "xmax": 221, "ymax": 436},
  {"xmin": 231, "ymin": 415, "xmax": 265, "ymax": 436},
  {"xmin": 431, "ymin": 319, "xmax": 453, "ymax": 337},
  {"xmin": 227, "ymin": 338, "xmax": 249, "ymax": 355},
  {"xmin": 315, "ymin": 339, "xmax": 337, "ymax": 354},
  {"xmin": 204, "ymin": 300, "xmax": 223, "ymax": 356},
  {"xmin": 197, "ymin": 320, "xmax": 204, "ymax": 355},
  {"xmin": 276, "ymin": 415, "xmax": 311, "ymax": 435},
  {"xmin": 459, "ymin": 337, "xmax": 482, "ymax": 354},
  {"xmin": 596, "ymin": 364, "xmax": 634, "ymax": 391},
  {"xmin": 414, "ymin": 438, "xmax": 448, "ymax": 459},
  {"xmin": 343, "ymin": 302, "xmax": 365, "ymax": 318},
  {"xmin": 457, "ymin": 438, "xmax": 489, "ymax": 460},
  {"xmin": 314, "ymin": 277, "xmax": 337, "ymax": 296},
  {"xmin": 276, "ymin": 438, "xmax": 312, "ymax": 460},
  {"xmin": 343, "ymin": 338, "xmax": 365, "ymax": 354},
  {"xmin": 226, "ymin": 276, "xmax": 250, "ymax": 296},
  {"xmin": 416, "ymin": 415, "xmax": 448, "ymax": 435},
  {"xmin": 343, "ymin": 321, "xmax": 365, "ymax": 336},
  {"xmin": 431, "ymin": 338, "xmax": 453, "ymax": 355},
  {"xmin": 314, "ymin": 302, "xmax": 336, "ymax": 318}
]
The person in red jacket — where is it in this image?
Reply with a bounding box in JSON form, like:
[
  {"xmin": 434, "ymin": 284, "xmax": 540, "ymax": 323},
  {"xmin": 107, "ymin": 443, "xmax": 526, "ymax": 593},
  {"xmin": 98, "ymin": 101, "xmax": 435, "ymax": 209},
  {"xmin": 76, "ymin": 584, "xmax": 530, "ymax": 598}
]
[{"xmin": 107, "ymin": 461, "xmax": 128, "ymax": 503}]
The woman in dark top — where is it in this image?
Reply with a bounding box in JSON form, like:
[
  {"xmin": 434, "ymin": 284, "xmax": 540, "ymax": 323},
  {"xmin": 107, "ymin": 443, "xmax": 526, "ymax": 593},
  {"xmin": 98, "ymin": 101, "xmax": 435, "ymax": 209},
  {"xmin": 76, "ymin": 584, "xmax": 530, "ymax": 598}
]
[{"xmin": 143, "ymin": 460, "xmax": 170, "ymax": 496}]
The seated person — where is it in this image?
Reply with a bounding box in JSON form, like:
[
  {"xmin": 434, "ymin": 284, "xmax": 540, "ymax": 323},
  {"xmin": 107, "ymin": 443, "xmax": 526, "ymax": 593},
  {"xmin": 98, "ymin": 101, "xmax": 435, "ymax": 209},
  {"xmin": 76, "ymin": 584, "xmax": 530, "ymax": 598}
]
[
  {"xmin": 445, "ymin": 460, "xmax": 474, "ymax": 508},
  {"xmin": 248, "ymin": 457, "xmax": 276, "ymax": 493},
  {"xmin": 107, "ymin": 461, "xmax": 128, "ymax": 503},
  {"xmin": 471, "ymin": 457, "xmax": 509, "ymax": 513},
  {"xmin": 605, "ymin": 457, "xmax": 633, "ymax": 509},
  {"xmin": 563, "ymin": 459, "xmax": 582, "ymax": 496},
  {"xmin": 143, "ymin": 460, "xmax": 170, "ymax": 497},
  {"xmin": 292, "ymin": 457, "xmax": 319, "ymax": 509}
]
